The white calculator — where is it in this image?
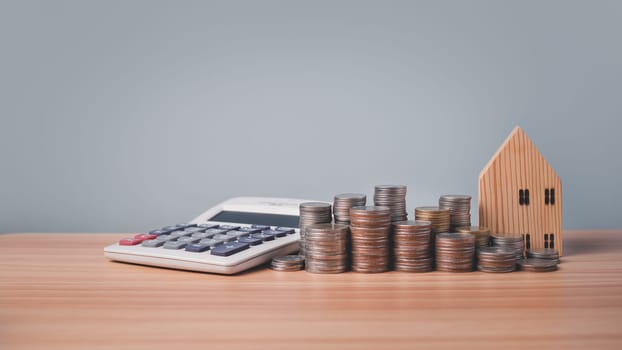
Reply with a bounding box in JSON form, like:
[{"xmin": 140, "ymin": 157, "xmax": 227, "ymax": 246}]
[{"xmin": 104, "ymin": 197, "xmax": 324, "ymax": 274}]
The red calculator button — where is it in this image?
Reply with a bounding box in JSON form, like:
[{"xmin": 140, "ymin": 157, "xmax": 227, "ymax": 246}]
[
  {"xmin": 119, "ymin": 238, "xmax": 142, "ymax": 245},
  {"xmin": 134, "ymin": 234, "xmax": 157, "ymax": 241}
]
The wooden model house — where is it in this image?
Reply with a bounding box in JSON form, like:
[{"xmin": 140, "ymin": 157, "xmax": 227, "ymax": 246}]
[{"xmin": 478, "ymin": 126, "xmax": 563, "ymax": 255}]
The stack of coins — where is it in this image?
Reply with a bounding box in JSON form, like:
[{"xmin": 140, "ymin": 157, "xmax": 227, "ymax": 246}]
[
  {"xmin": 270, "ymin": 255, "xmax": 305, "ymax": 271},
  {"xmin": 517, "ymin": 258, "xmax": 558, "ymax": 272},
  {"xmin": 438, "ymin": 195, "xmax": 472, "ymax": 231},
  {"xmin": 349, "ymin": 206, "xmax": 391, "ymax": 273},
  {"xmin": 490, "ymin": 233, "xmax": 524, "ymax": 260},
  {"xmin": 299, "ymin": 202, "xmax": 332, "ymax": 254},
  {"xmin": 477, "ymin": 247, "xmax": 516, "ymax": 273},
  {"xmin": 414, "ymin": 207, "xmax": 451, "ymax": 234},
  {"xmin": 374, "ymin": 185, "xmax": 408, "ymax": 222},
  {"xmin": 527, "ymin": 248, "xmax": 560, "ymax": 264},
  {"xmin": 392, "ymin": 220, "xmax": 434, "ymax": 272},
  {"xmin": 333, "ymin": 193, "xmax": 367, "ymax": 224},
  {"xmin": 304, "ymin": 223, "xmax": 348, "ymax": 274},
  {"xmin": 456, "ymin": 226, "xmax": 491, "ymax": 249},
  {"xmin": 435, "ymin": 232, "xmax": 475, "ymax": 272}
]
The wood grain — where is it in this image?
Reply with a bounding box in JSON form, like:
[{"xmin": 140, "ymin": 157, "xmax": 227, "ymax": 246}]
[
  {"xmin": 1, "ymin": 231, "xmax": 621, "ymax": 350},
  {"xmin": 479, "ymin": 127, "xmax": 563, "ymax": 254}
]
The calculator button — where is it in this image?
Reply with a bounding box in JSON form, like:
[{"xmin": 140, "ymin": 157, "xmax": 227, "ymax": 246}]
[
  {"xmin": 199, "ymin": 238, "xmax": 225, "ymax": 247},
  {"xmin": 149, "ymin": 229, "xmax": 169, "ymax": 235},
  {"xmin": 154, "ymin": 235, "xmax": 174, "ymax": 241},
  {"xmin": 250, "ymin": 232, "xmax": 275, "ymax": 242},
  {"xmin": 119, "ymin": 237, "xmax": 143, "ymax": 245},
  {"xmin": 169, "ymin": 231, "xmax": 188, "ymax": 238},
  {"xmin": 163, "ymin": 241, "xmax": 188, "ymax": 250},
  {"xmin": 251, "ymin": 225, "xmax": 270, "ymax": 230},
  {"xmin": 224, "ymin": 232, "xmax": 242, "ymax": 241},
  {"xmin": 162, "ymin": 225, "xmax": 179, "ymax": 231},
  {"xmin": 197, "ymin": 223, "xmax": 219, "ymax": 229},
  {"xmin": 227, "ymin": 230, "xmax": 249, "ymax": 238},
  {"xmin": 142, "ymin": 239, "xmax": 165, "ymax": 247},
  {"xmin": 205, "ymin": 228, "xmax": 229, "ymax": 235},
  {"xmin": 213, "ymin": 234, "xmax": 236, "ymax": 242},
  {"xmin": 185, "ymin": 243, "xmax": 211, "ymax": 252},
  {"xmin": 238, "ymin": 236, "xmax": 263, "ymax": 246},
  {"xmin": 183, "ymin": 227, "xmax": 204, "ymax": 234},
  {"xmin": 135, "ymin": 234, "xmax": 157, "ymax": 241},
  {"xmin": 176, "ymin": 236, "xmax": 200, "ymax": 244},
  {"xmin": 238, "ymin": 227, "xmax": 262, "ymax": 234},
  {"xmin": 211, "ymin": 242, "xmax": 250, "ymax": 256},
  {"xmin": 191, "ymin": 231, "xmax": 213, "ymax": 239},
  {"xmin": 218, "ymin": 225, "xmax": 240, "ymax": 231},
  {"xmin": 275, "ymin": 228, "xmax": 296, "ymax": 235},
  {"xmin": 263, "ymin": 229, "xmax": 287, "ymax": 237},
  {"xmin": 175, "ymin": 223, "xmax": 196, "ymax": 229}
]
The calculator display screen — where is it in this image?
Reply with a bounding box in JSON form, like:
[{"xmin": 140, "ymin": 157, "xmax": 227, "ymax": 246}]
[{"xmin": 208, "ymin": 211, "xmax": 299, "ymax": 228}]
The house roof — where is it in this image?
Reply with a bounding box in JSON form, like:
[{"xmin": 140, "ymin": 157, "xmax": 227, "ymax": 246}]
[{"xmin": 479, "ymin": 126, "xmax": 559, "ymax": 181}]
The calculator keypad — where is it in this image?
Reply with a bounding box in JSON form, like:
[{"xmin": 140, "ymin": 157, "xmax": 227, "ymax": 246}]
[{"xmin": 121, "ymin": 223, "xmax": 297, "ymax": 257}]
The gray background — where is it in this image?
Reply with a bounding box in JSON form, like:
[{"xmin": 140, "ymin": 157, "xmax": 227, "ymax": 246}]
[{"xmin": 1, "ymin": 0, "xmax": 620, "ymax": 233}]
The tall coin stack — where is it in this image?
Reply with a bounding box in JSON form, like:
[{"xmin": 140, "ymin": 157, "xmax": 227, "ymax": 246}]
[
  {"xmin": 299, "ymin": 202, "xmax": 332, "ymax": 255},
  {"xmin": 349, "ymin": 206, "xmax": 392, "ymax": 273},
  {"xmin": 392, "ymin": 220, "xmax": 434, "ymax": 272},
  {"xmin": 374, "ymin": 185, "xmax": 408, "ymax": 222},
  {"xmin": 304, "ymin": 223, "xmax": 348, "ymax": 274},
  {"xmin": 414, "ymin": 207, "xmax": 451, "ymax": 234},
  {"xmin": 438, "ymin": 195, "xmax": 472, "ymax": 231},
  {"xmin": 435, "ymin": 233, "xmax": 476, "ymax": 272},
  {"xmin": 456, "ymin": 226, "xmax": 491, "ymax": 249},
  {"xmin": 477, "ymin": 247, "xmax": 516, "ymax": 273},
  {"xmin": 490, "ymin": 233, "xmax": 524, "ymax": 260},
  {"xmin": 333, "ymin": 193, "xmax": 367, "ymax": 225}
]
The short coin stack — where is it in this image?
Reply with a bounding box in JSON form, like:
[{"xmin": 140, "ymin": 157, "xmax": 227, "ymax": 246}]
[
  {"xmin": 270, "ymin": 255, "xmax": 305, "ymax": 271},
  {"xmin": 374, "ymin": 185, "xmax": 408, "ymax": 222},
  {"xmin": 299, "ymin": 202, "xmax": 332, "ymax": 255},
  {"xmin": 304, "ymin": 223, "xmax": 348, "ymax": 274},
  {"xmin": 527, "ymin": 248, "xmax": 560, "ymax": 264},
  {"xmin": 435, "ymin": 232, "xmax": 475, "ymax": 272},
  {"xmin": 349, "ymin": 206, "xmax": 392, "ymax": 273},
  {"xmin": 477, "ymin": 247, "xmax": 516, "ymax": 273},
  {"xmin": 439, "ymin": 195, "xmax": 472, "ymax": 231},
  {"xmin": 392, "ymin": 220, "xmax": 434, "ymax": 272},
  {"xmin": 414, "ymin": 207, "xmax": 451, "ymax": 234},
  {"xmin": 456, "ymin": 226, "xmax": 491, "ymax": 249},
  {"xmin": 332, "ymin": 193, "xmax": 367, "ymax": 224},
  {"xmin": 517, "ymin": 258, "xmax": 558, "ymax": 272},
  {"xmin": 490, "ymin": 233, "xmax": 524, "ymax": 260}
]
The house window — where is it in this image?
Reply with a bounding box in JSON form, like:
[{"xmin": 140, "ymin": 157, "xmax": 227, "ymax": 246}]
[
  {"xmin": 545, "ymin": 189, "xmax": 550, "ymax": 205},
  {"xmin": 550, "ymin": 233, "xmax": 555, "ymax": 249},
  {"xmin": 550, "ymin": 189, "xmax": 556, "ymax": 205},
  {"xmin": 545, "ymin": 188, "xmax": 556, "ymax": 205},
  {"xmin": 544, "ymin": 233, "xmax": 549, "ymax": 248},
  {"xmin": 519, "ymin": 189, "xmax": 530, "ymax": 206}
]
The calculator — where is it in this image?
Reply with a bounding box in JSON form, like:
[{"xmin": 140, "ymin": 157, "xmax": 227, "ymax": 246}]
[{"xmin": 104, "ymin": 197, "xmax": 324, "ymax": 274}]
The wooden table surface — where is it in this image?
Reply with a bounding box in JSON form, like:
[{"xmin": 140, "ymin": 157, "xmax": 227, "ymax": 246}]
[{"xmin": 1, "ymin": 230, "xmax": 621, "ymax": 349}]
